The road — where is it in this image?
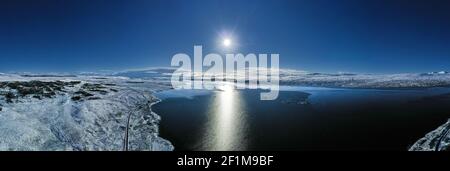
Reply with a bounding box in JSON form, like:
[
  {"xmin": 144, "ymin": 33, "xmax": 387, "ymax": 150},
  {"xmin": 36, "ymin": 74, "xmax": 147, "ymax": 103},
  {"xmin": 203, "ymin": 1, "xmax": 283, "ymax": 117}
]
[
  {"xmin": 123, "ymin": 110, "xmax": 132, "ymax": 151},
  {"xmin": 123, "ymin": 102, "xmax": 151, "ymax": 151}
]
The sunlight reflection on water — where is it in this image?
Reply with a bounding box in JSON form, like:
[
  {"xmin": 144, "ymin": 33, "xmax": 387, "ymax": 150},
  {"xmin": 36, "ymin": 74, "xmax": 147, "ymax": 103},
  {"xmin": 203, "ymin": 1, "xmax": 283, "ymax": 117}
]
[{"xmin": 202, "ymin": 85, "xmax": 247, "ymax": 151}]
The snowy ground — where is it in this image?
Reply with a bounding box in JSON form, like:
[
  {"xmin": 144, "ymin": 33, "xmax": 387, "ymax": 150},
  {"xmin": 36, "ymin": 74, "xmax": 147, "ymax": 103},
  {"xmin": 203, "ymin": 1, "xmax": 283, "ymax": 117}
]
[
  {"xmin": 0, "ymin": 74, "xmax": 173, "ymax": 151},
  {"xmin": 409, "ymin": 119, "xmax": 450, "ymax": 151},
  {"xmin": 1, "ymin": 68, "xmax": 450, "ymax": 151}
]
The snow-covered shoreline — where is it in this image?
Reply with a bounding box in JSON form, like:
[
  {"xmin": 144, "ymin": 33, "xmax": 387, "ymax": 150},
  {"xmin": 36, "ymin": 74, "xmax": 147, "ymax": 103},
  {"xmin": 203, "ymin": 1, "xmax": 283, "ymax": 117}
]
[
  {"xmin": 0, "ymin": 75, "xmax": 173, "ymax": 151},
  {"xmin": 409, "ymin": 119, "xmax": 450, "ymax": 151}
]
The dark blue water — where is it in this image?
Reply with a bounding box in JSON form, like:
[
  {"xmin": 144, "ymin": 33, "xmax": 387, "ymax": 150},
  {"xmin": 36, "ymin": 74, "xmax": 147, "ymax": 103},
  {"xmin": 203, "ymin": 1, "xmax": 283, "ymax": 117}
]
[{"xmin": 153, "ymin": 87, "xmax": 450, "ymax": 151}]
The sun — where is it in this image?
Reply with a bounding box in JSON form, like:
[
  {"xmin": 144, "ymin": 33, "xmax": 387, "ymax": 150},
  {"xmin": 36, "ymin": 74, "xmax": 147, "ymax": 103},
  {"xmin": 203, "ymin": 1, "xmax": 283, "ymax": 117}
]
[
  {"xmin": 217, "ymin": 31, "xmax": 237, "ymax": 50},
  {"xmin": 223, "ymin": 38, "xmax": 232, "ymax": 47}
]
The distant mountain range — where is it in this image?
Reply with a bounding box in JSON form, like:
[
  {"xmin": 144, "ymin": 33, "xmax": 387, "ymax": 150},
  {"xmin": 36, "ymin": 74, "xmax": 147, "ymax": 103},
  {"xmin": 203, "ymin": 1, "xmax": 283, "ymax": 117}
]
[{"xmin": 3, "ymin": 68, "xmax": 450, "ymax": 88}]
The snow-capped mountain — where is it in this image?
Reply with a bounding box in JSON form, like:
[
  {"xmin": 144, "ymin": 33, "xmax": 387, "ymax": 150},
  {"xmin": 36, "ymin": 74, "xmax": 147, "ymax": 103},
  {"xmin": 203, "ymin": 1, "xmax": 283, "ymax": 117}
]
[{"xmin": 425, "ymin": 71, "xmax": 449, "ymax": 75}]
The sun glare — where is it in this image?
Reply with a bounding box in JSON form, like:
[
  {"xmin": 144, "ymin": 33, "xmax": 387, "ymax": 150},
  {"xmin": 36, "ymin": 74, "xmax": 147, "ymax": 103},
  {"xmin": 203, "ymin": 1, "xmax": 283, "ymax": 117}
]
[{"xmin": 223, "ymin": 38, "xmax": 231, "ymax": 47}]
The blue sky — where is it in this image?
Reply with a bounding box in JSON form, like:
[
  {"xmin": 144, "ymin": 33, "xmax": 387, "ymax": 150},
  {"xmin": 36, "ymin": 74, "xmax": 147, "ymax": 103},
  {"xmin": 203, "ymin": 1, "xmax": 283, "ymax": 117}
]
[{"xmin": 1, "ymin": 0, "xmax": 450, "ymax": 73}]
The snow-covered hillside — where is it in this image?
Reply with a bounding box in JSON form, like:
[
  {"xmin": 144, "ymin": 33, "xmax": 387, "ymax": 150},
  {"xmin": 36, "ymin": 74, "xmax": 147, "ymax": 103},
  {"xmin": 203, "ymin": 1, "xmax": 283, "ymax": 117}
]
[
  {"xmin": 0, "ymin": 74, "xmax": 173, "ymax": 151},
  {"xmin": 409, "ymin": 119, "xmax": 450, "ymax": 151}
]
